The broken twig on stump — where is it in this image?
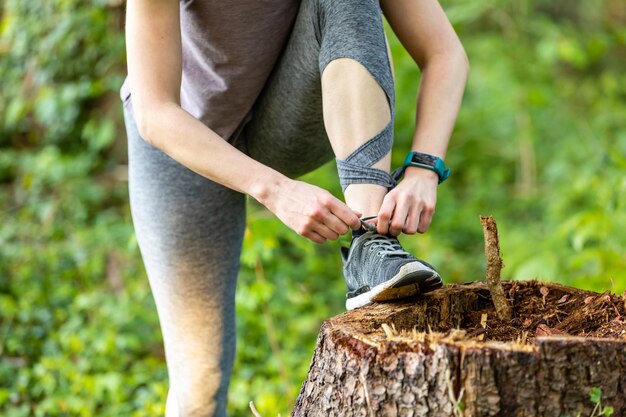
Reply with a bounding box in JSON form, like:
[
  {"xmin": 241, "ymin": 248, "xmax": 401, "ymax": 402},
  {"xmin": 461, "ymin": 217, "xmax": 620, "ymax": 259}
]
[
  {"xmin": 249, "ymin": 401, "xmax": 263, "ymax": 417},
  {"xmin": 480, "ymin": 215, "xmax": 512, "ymax": 320}
]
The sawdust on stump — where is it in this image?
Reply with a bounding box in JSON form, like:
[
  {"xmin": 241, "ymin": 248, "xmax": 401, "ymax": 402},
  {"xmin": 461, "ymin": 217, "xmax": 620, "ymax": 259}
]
[{"xmin": 364, "ymin": 280, "xmax": 626, "ymax": 344}]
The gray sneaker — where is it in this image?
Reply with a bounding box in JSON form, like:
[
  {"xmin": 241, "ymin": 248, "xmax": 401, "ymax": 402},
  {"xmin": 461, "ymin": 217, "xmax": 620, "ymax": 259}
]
[{"xmin": 341, "ymin": 231, "xmax": 443, "ymax": 310}]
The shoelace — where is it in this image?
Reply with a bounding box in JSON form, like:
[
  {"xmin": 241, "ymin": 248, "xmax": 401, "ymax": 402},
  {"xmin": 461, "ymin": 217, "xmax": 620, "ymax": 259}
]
[
  {"xmin": 362, "ymin": 233, "xmax": 411, "ymax": 257},
  {"xmin": 359, "ymin": 218, "xmax": 377, "ymax": 232}
]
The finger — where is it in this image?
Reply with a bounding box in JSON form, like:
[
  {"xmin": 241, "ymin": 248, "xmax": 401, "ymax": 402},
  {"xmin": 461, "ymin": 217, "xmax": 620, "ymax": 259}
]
[
  {"xmin": 377, "ymin": 195, "xmax": 396, "ymax": 235},
  {"xmin": 314, "ymin": 222, "xmax": 340, "ymax": 241},
  {"xmin": 389, "ymin": 198, "xmax": 409, "ymax": 237},
  {"xmin": 322, "ymin": 211, "xmax": 351, "ymax": 236},
  {"xmin": 403, "ymin": 205, "xmax": 421, "ymax": 235},
  {"xmin": 417, "ymin": 203, "xmax": 435, "ymax": 233},
  {"xmin": 360, "ymin": 216, "xmax": 377, "ymax": 232},
  {"xmin": 304, "ymin": 230, "xmax": 327, "ymax": 244},
  {"xmin": 328, "ymin": 198, "xmax": 361, "ymax": 231}
]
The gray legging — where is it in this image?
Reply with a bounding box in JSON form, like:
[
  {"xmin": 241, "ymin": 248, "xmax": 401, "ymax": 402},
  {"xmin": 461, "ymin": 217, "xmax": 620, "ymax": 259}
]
[{"xmin": 124, "ymin": 0, "xmax": 394, "ymax": 415}]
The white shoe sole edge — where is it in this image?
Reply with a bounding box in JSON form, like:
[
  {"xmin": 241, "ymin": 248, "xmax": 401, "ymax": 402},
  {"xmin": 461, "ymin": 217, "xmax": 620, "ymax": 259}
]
[{"xmin": 345, "ymin": 262, "xmax": 440, "ymax": 311}]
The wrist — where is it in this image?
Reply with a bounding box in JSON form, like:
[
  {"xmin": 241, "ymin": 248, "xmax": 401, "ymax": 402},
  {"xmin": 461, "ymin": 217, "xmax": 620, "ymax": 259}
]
[
  {"xmin": 248, "ymin": 170, "xmax": 289, "ymax": 207},
  {"xmin": 401, "ymin": 151, "xmax": 450, "ymax": 184},
  {"xmin": 403, "ymin": 166, "xmax": 439, "ymax": 182}
]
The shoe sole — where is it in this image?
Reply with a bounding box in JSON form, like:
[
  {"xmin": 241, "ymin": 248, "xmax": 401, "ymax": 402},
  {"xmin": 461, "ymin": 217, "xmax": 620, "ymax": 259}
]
[{"xmin": 345, "ymin": 262, "xmax": 443, "ymax": 310}]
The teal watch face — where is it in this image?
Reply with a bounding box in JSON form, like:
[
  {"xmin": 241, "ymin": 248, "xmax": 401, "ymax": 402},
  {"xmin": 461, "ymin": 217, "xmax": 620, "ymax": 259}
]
[{"xmin": 404, "ymin": 151, "xmax": 450, "ymax": 184}]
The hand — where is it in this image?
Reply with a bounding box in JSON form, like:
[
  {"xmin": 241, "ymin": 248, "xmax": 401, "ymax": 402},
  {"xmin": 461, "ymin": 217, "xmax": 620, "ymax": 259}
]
[
  {"xmin": 376, "ymin": 168, "xmax": 438, "ymax": 236},
  {"xmin": 263, "ymin": 179, "xmax": 362, "ymax": 244}
]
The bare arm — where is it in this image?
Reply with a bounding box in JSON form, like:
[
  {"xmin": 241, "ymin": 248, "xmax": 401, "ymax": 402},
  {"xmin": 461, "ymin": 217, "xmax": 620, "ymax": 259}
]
[
  {"xmin": 125, "ymin": 0, "xmax": 360, "ymax": 242},
  {"xmin": 382, "ymin": 0, "xmax": 468, "ymax": 158},
  {"xmin": 377, "ymin": 0, "xmax": 469, "ymax": 235},
  {"xmin": 126, "ymin": 0, "xmax": 281, "ymax": 199}
]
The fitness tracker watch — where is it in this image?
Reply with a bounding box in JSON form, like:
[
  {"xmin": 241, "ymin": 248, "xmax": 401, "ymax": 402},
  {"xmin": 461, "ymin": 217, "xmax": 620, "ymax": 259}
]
[{"xmin": 398, "ymin": 151, "xmax": 450, "ymax": 184}]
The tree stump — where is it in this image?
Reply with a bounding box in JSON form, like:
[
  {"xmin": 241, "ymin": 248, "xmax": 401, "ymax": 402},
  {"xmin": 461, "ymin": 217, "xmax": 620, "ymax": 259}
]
[{"xmin": 292, "ymin": 280, "xmax": 626, "ymax": 416}]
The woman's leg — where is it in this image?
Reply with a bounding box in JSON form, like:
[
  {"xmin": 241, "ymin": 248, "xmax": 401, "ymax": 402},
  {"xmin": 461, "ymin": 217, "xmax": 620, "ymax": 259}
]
[
  {"xmin": 244, "ymin": 0, "xmax": 442, "ymax": 310},
  {"xmin": 242, "ymin": 0, "xmax": 396, "ymax": 215},
  {"xmin": 125, "ymin": 108, "xmax": 246, "ymax": 417}
]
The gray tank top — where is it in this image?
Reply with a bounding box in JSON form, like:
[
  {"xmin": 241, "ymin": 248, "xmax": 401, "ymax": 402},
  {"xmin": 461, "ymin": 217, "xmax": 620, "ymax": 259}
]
[{"xmin": 120, "ymin": 0, "xmax": 300, "ymax": 141}]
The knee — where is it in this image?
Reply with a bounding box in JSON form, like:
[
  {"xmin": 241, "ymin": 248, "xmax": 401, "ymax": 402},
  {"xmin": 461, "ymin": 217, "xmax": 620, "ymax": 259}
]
[
  {"xmin": 314, "ymin": 0, "xmax": 386, "ymax": 37},
  {"xmin": 317, "ymin": 0, "xmax": 379, "ymax": 12},
  {"xmin": 315, "ymin": 1, "xmax": 394, "ymax": 105}
]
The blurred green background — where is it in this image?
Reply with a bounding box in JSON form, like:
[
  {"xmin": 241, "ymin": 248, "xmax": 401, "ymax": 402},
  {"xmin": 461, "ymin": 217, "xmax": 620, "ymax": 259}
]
[{"xmin": 1, "ymin": 0, "xmax": 625, "ymax": 415}]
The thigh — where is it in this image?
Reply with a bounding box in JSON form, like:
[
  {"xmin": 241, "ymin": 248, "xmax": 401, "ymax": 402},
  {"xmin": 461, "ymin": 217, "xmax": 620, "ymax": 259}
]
[
  {"xmin": 242, "ymin": 0, "xmax": 333, "ymax": 179},
  {"xmin": 124, "ymin": 108, "xmax": 246, "ymax": 416}
]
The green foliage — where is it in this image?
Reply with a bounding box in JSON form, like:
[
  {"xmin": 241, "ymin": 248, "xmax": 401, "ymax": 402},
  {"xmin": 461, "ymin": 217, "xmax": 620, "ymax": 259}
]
[
  {"xmin": 1, "ymin": 0, "xmax": 625, "ymax": 416},
  {"xmin": 560, "ymin": 387, "xmax": 615, "ymax": 417},
  {"xmin": 589, "ymin": 387, "xmax": 614, "ymax": 417},
  {"xmin": 390, "ymin": 0, "xmax": 626, "ymax": 291}
]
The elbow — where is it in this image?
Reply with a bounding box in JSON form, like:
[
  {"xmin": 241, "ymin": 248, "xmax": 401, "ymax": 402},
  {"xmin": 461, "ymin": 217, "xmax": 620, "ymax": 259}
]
[
  {"xmin": 134, "ymin": 106, "xmax": 161, "ymax": 147},
  {"xmin": 135, "ymin": 101, "xmax": 180, "ymax": 147},
  {"xmin": 458, "ymin": 46, "xmax": 470, "ymax": 80},
  {"xmin": 421, "ymin": 42, "xmax": 469, "ymax": 82},
  {"xmin": 446, "ymin": 43, "xmax": 469, "ymax": 81},
  {"xmin": 135, "ymin": 109, "xmax": 155, "ymax": 146}
]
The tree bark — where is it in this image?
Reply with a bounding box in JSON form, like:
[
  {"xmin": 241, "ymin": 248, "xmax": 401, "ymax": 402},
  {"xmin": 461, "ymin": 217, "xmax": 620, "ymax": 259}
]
[{"xmin": 292, "ymin": 280, "xmax": 626, "ymax": 417}]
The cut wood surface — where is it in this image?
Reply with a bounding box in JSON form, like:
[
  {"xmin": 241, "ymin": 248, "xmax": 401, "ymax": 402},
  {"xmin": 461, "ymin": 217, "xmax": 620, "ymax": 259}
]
[{"xmin": 292, "ymin": 280, "xmax": 626, "ymax": 417}]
